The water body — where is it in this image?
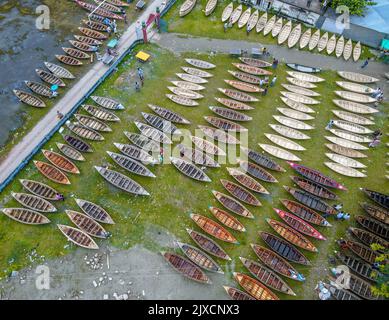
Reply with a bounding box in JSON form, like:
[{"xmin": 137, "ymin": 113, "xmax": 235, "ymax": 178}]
[{"xmin": 0, "ymin": 0, "xmax": 84, "ymax": 147}]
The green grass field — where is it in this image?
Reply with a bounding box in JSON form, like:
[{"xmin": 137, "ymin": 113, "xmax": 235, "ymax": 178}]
[{"xmin": 0, "ymin": 41, "xmax": 388, "ymax": 299}]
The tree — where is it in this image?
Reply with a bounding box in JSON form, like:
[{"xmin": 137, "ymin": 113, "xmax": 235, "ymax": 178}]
[
  {"xmin": 370, "ymin": 244, "xmax": 389, "ymax": 298},
  {"xmin": 331, "ymin": 0, "xmax": 377, "ymax": 16}
]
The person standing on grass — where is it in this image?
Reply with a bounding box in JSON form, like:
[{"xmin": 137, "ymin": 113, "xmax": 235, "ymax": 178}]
[
  {"xmin": 325, "ymin": 119, "xmax": 334, "ymax": 130},
  {"xmin": 135, "ymin": 81, "xmax": 140, "ymax": 92},
  {"xmin": 224, "ymin": 22, "xmax": 228, "ymax": 32},
  {"xmin": 262, "ymin": 85, "xmax": 268, "ymax": 96},
  {"xmin": 361, "ymin": 57, "xmax": 370, "ymax": 68},
  {"xmin": 270, "ymin": 76, "xmax": 277, "ymax": 87},
  {"xmin": 272, "ymin": 58, "xmax": 279, "ymax": 69},
  {"xmin": 259, "ymin": 78, "xmax": 264, "ymax": 87}
]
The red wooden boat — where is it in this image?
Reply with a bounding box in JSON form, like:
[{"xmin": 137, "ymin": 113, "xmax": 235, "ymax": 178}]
[
  {"xmin": 223, "ymin": 286, "xmax": 255, "ymax": 300},
  {"xmin": 233, "ymin": 272, "xmax": 279, "ymax": 300},
  {"xmin": 290, "ymin": 176, "xmax": 338, "ymax": 200}
]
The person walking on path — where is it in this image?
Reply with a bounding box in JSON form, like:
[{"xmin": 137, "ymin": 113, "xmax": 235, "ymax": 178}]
[
  {"xmin": 361, "ymin": 57, "xmax": 370, "ymax": 69},
  {"xmin": 270, "ymin": 76, "xmax": 277, "ymax": 87},
  {"xmin": 56, "ymin": 111, "xmax": 64, "ymax": 120},
  {"xmin": 272, "ymin": 58, "xmax": 279, "ymax": 69}
]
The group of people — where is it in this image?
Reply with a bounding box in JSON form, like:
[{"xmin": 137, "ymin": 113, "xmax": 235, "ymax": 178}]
[
  {"xmin": 332, "ymin": 203, "xmax": 351, "ymax": 221},
  {"xmin": 259, "ymin": 57, "xmax": 278, "ymax": 96},
  {"xmin": 103, "ymin": 17, "xmax": 118, "ymax": 35}
]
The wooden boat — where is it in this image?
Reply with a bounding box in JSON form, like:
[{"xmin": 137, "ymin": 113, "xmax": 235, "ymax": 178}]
[
  {"xmin": 107, "ymin": 151, "xmax": 155, "ymax": 178},
  {"xmin": 167, "ymin": 86, "xmax": 203, "ymax": 100},
  {"xmin": 148, "ymin": 104, "xmax": 191, "ymax": 124},
  {"xmin": 214, "ymin": 97, "xmax": 253, "ymax": 110},
  {"xmin": 181, "ymin": 66, "xmax": 213, "ymax": 78},
  {"xmin": 198, "ymin": 125, "xmax": 240, "ymax": 145},
  {"xmin": 308, "ymin": 29, "xmax": 320, "ymax": 51},
  {"xmin": 142, "ymin": 112, "xmax": 180, "ymax": 135},
  {"xmin": 179, "ymin": 0, "xmax": 197, "ymax": 17},
  {"xmin": 212, "ymin": 190, "xmax": 253, "ymax": 218},
  {"xmin": 171, "ymin": 80, "xmax": 205, "ymax": 91},
  {"xmin": 336, "ymin": 82, "xmax": 375, "ymax": 96},
  {"xmin": 238, "ymin": 159, "xmax": 277, "ymax": 183},
  {"xmin": 95, "ymin": 166, "xmax": 150, "ymax": 195},
  {"xmin": 260, "ymin": 232, "xmax": 310, "ymax": 265},
  {"xmin": 325, "ymin": 136, "xmax": 368, "ymax": 151},
  {"xmin": 277, "ymin": 20, "xmax": 292, "ymax": 45},
  {"xmin": 361, "ymin": 188, "xmax": 389, "ymax": 209},
  {"xmin": 325, "ymin": 162, "xmax": 366, "ymax": 178},
  {"xmin": 332, "ymin": 110, "xmax": 374, "ymax": 126},
  {"xmin": 228, "ymin": 70, "xmax": 261, "ymax": 85},
  {"xmin": 224, "ymin": 286, "xmax": 255, "ymax": 300},
  {"xmin": 227, "ymin": 167, "xmax": 269, "ymax": 195},
  {"xmin": 205, "ymin": 0, "xmax": 218, "ymax": 16},
  {"xmin": 100, "ymin": 0, "xmax": 130, "ymax": 7},
  {"xmin": 75, "ymin": 198, "xmax": 114, "ymax": 224},
  {"xmin": 287, "ymin": 161, "xmax": 346, "ymax": 190},
  {"xmin": 20, "ymin": 179, "xmax": 59, "ymax": 201},
  {"xmin": 94, "ymin": 0, "xmax": 122, "ymax": 12},
  {"xmin": 255, "ymin": 12, "xmax": 267, "ymax": 33},
  {"xmin": 251, "ymin": 243, "xmax": 305, "ymax": 281},
  {"xmin": 234, "ymin": 272, "xmax": 279, "ymax": 300},
  {"xmin": 73, "ymin": 35, "xmax": 102, "ymax": 46},
  {"xmin": 210, "ymin": 106, "xmax": 252, "ymax": 122},
  {"xmin": 284, "ymin": 186, "xmax": 337, "ymax": 215},
  {"xmin": 218, "ymin": 88, "xmax": 258, "ymax": 102},
  {"xmin": 82, "ymin": 104, "xmax": 120, "ymax": 122},
  {"xmin": 91, "ymin": 95, "xmax": 124, "ymax": 110},
  {"xmin": 69, "ymin": 40, "xmax": 98, "ymax": 52},
  {"xmin": 63, "ymin": 134, "xmax": 93, "ymax": 153},
  {"xmin": 135, "ymin": 121, "xmax": 172, "ymax": 144},
  {"xmin": 356, "ymin": 215, "xmax": 389, "ymax": 239},
  {"xmin": 360, "ymin": 202, "xmax": 389, "ymax": 225},
  {"xmin": 239, "ymin": 57, "xmax": 272, "ymax": 68},
  {"xmin": 246, "ymin": 10, "xmax": 259, "ymax": 32},
  {"xmin": 75, "ymin": 0, "xmax": 123, "ymax": 19},
  {"xmin": 335, "ymin": 35, "xmax": 345, "ymax": 58},
  {"xmin": 56, "ymin": 143, "xmax": 85, "ymax": 162},
  {"xmin": 230, "ymin": 4, "xmax": 242, "ymax": 24},
  {"xmin": 232, "ymin": 63, "xmax": 272, "ymax": 76},
  {"xmin": 337, "ymin": 71, "xmax": 379, "ymax": 84},
  {"xmin": 317, "ymin": 32, "xmax": 329, "ymax": 52},
  {"xmin": 237, "ymin": 8, "xmax": 251, "ymax": 29},
  {"xmin": 342, "ymin": 239, "xmax": 379, "ymax": 264},
  {"xmin": 224, "ymin": 79, "xmax": 260, "ymax": 93},
  {"xmin": 299, "ymin": 28, "xmax": 311, "ymax": 49},
  {"xmin": 190, "ymin": 136, "xmax": 226, "ymax": 156},
  {"xmin": 266, "ymin": 218, "xmax": 317, "ymax": 252},
  {"xmin": 82, "ymin": 19, "xmax": 109, "ymax": 32},
  {"xmin": 349, "ymin": 227, "xmax": 388, "ymax": 249},
  {"xmin": 221, "ymin": 2, "xmax": 234, "ymax": 22},
  {"xmin": 281, "ymin": 199, "xmax": 331, "ymax": 227},
  {"xmin": 36, "ymin": 69, "xmax": 65, "ymax": 87},
  {"xmin": 332, "ymin": 119, "xmax": 372, "ymax": 134},
  {"xmin": 186, "ymin": 228, "xmax": 231, "ymax": 260},
  {"xmin": 78, "ymin": 27, "xmax": 108, "ymax": 40},
  {"xmin": 220, "ymin": 179, "xmax": 261, "ymax": 206},
  {"xmin": 286, "ymin": 71, "xmax": 324, "ymax": 83},
  {"xmin": 2, "ymin": 208, "xmax": 50, "ymax": 225},
  {"xmin": 124, "ymin": 132, "xmax": 160, "ymax": 153},
  {"xmin": 24, "ymin": 81, "xmax": 54, "ymax": 98},
  {"xmin": 62, "ymin": 47, "xmax": 90, "ymax": 59},
  {"xmin": 281, "ymin": 84, "xmax": 319, "ymax": 97},
  {"xmin": 190, "ymin": 213, "xmax": 238, "ymax": 243},
  {"xmin": 11, "ymin": 192, "xmax": 56, "ymax": 213},
  {"xmin": 13, "ymin": 90, "xmax": 45, "ymax": 108},
  {"xmin": 44, "ymin": 62, "xmax": 75, "ymax": 79},
  {"xmin": 286, "ymin": 63, "xmax": 321, "ymax": 73},
  {"xmin": 274, "ymin": 208, "xmax": 326, "ymax": 240},
  {"xmin": 58, "ymin": 224, "xmax": 98, "ymax": 249},
  {"xmin": 209, "ymin": 206, "xmax": 246, "ymax": 232},
  {"xmin": 204, "ymin": 116, "xmax": 248, "ymax": 132},
  {"xmin": 347, "ymin": 273, "xmax": 381, "ymax": 300},
  {"xmin": 353, "ymin": 41, "xmax": 362, "ymax": 61},
  {"xmin": 325, "ymin": 153, "xmax": 366, "ymax": 169},
  {"xmin": 280, "ymin": 91, "xmax": 320, "ymax": 105},
  {"xmin": 74, "ymin": 114, "xmax": 112, "ymax": 132},
  {"xmin": 277, "ymin": 107, "xmax": 314, "ymax": 121},
  {"xmin": 273, "ymin": 115, "xmax": 314, "ymax": 130},
  {"xmin": 170, "ymin": 157, "xmax": 211, "ymax": 182},
  {"xmin": 326, "ymin": 34, "xmax": 336, "ymax": 55},
  {"xmin": 334, "ymin": 91, "xmax": 376, "ymax": 104},
  {"xmin": 34, "ymin": 160, "xmax": 70, "ymax": 185},
  {"xmin": 177, "ymin": 144, "xmax": 219, "ymax": 168},
  {"xmin": 325, "ymin": 283, "xmax": 361, "ymax": 300},
  {"xmin": 240, "ymin": 146, "xmax": 284, "ymax": 172},
  {"xmin": 263, "ymin": 15, "xmax": 276, "ymax": 36},
  {"xmin": 269, "ymin": 124, "xmax": 310, "ymax": 140},
  {"xmin": 42, "ymin": 150, "xmax": 80, "ymax": 174},
  {"xmin": 258, "ymin": 143, "xmax": 301, "ymax": 162},
  {"xmin": 66, "ymin": 210, "xmax": 108, "ymax": 238},
  {"xmin": 287, "ymin": 24, "xmax": 301, "ymax": 48},
  {"xmin": 337, "ymin": 252, "xmax": 379, "ymax": 282},
  {"xmin": 166, "ymin": 94, "xmax": 199, "ymax": 107},
  {"xmin": 177, "ymin": 242, "xmax": 223, "ymax": 274},
  {"xmin": 55, "ymin": 54, "xmax": 83, "ymax": 66},
  {"xmin": 329, "ymin": 128, "xmax": 372, "ymax": 143},
  {"xmin": 343, "ymin": 39, "xmax": 353, "ymax": 60},
  {"xmin": 271, "ymin": 17, "xmax": 283, "ymax": 37},
  {"xmin": 66, "ymin": 122, "xmax": 104, "ymax": 141},
  {"xmin": 291, "ymin": 176, "xmax": 338, "ymax": 200},
  {"xmin": 114, "ymin": 143, "xmax": 156, "ymax": 165}
]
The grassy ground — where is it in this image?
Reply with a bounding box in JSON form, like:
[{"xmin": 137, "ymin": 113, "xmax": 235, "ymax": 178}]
[
  {"xmin": 163, "ymin": 0, "xmax": 373, "ymax": 60},
  {"xmin": 0, "ymin": 42, "xmax": 388, "ymax": 299}
]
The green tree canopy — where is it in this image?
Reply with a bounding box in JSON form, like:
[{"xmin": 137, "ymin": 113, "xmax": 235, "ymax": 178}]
[{"xmin": 331, "ymin": 0, "xmax": 377, "ymax": 16}]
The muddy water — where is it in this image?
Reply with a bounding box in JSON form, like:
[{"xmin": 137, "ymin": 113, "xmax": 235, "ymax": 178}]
[{"xmin": 0, "ymin": 0, "xmax": 84, "ymax": 147}]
